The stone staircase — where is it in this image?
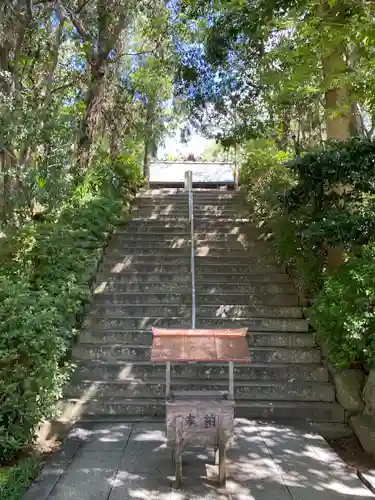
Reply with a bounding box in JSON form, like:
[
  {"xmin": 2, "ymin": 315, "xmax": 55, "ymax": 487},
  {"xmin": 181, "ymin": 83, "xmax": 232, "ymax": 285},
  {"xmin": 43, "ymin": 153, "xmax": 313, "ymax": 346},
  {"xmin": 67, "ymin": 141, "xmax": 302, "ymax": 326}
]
[{"xmin": 63, "ymin": 188, "xmax": 348, "ymax": 435}]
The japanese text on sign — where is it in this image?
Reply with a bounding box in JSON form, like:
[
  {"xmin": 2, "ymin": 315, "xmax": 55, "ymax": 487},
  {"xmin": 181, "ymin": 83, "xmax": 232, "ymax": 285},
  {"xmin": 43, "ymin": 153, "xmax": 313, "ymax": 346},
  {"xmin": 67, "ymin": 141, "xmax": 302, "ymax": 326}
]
[{"xmin": 181, "ymin": 413, "xmax": 217, "ymax": 428}]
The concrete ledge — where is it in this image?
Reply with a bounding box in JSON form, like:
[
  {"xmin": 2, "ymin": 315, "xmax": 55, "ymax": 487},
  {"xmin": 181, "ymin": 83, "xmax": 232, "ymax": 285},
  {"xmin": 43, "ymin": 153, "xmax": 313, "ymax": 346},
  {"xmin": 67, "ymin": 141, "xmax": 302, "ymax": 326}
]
[
  {"xmin": 149, "ymin": 181, "xmax": 235, "ymax": 189},
  {"xmin": 358, "ymin": 469, "xmax": 375, "ymax": 495}
]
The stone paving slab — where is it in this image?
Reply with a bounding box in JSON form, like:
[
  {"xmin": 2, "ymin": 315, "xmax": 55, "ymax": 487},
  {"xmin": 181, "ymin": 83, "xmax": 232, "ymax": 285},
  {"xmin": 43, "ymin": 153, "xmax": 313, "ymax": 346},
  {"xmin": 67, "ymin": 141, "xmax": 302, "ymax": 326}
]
[{"xmin": 24, "ymin": 420, "xmax": 373, "ymax": 500}]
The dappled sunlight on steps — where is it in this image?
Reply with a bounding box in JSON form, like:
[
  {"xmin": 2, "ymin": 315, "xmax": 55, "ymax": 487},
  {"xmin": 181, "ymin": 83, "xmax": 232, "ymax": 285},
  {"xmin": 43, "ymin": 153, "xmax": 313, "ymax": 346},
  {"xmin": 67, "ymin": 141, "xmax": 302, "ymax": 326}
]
[{"xmin": 61, "ymin": 188, "xmax": 348, "ymax": 438}]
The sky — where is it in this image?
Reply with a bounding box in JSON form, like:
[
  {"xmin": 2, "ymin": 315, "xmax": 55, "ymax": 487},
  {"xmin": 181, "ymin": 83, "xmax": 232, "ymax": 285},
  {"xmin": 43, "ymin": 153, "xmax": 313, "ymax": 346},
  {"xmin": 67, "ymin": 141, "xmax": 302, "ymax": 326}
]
[{"xmin": 157, "ymin": 129, "xmax": 214, "ymax": 159}]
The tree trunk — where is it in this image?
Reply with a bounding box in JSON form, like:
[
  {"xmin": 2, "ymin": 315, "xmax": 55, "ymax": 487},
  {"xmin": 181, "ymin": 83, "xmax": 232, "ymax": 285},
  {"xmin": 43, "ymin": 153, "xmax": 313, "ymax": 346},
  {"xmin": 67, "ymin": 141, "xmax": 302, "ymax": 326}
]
[
  {"xmin": 74, "ymin": 0, "xmax": 126, "ymax": 174},
  {"xmin": 280, "ymin": 108, "xmax": 291, "ymax": 151},
  {"xmin": 77, "ymin": 57, "xmax": 107, "ymax": 172},
  {"xmin": 143, "ymin": 99, "xmax": 155, "ymax": 182},
  {"xmin": 110, "ymin": 126, "xmax": 121, "ymax": 159},
  {"xmin": 349, "ymin": 101, "xmax": 364, "ymax": 136},
  {"xmin": 319, "ymin": 0, "xmax": 352, "ymax": 141},
  {"xmin": 322, "ymin": 49, "xmax": 350, "ymax": 141},
  {"xmin": 0, "ymin": 19, "xmax": 14, "ymax": 223},
  {"xmin": 0, "ymin": 152, "xmax": 11, "ymax": 224}
]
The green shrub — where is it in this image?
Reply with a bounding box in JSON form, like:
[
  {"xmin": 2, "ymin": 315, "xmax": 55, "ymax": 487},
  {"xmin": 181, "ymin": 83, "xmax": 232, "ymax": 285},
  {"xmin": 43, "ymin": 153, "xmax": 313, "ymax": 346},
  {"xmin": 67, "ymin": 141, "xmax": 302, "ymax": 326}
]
[
  {"xmin": 309, "ymin": 243, "xmax": 375, "ymax": 369},
  {"xmin": 240, "ymin": 137, "xmax": 375, "ymax": 368},
  {"xmin": 284, "ymin": 137, "xmax": 375, "ymax": 214},
  {"xmin": 0, "ymin": 277, "xmax": 74, "ymax": 460},
  {"xmin": 239, "ymin": 139, "xmax": 294, "ymax": 219},
  {"xmin": 273, "ymin": 213, "xmax": 325, "ymax": 299},
  {"xmin": 0, "ymin": 149, "xmax": 145, "ymax": 462},
  {"xmin": 0, "ymin": 455, "xmax": 42, "ymax": 500},
  {"xmin": 239, "ymin": 139, "xmax": 322, "ymax": 294},
  {"xmin": 83, "ymin": 151, "xmax": 145, "ymax": 199},
  {"xmin": 0, "ymin": 196, "xmax": 126, "ymax": 461}
]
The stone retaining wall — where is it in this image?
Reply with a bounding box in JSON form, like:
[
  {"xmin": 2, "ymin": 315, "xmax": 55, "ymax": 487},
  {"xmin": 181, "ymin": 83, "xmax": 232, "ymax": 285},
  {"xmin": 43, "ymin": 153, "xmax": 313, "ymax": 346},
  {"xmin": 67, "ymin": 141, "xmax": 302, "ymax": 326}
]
[{"xmin": 285, "ymin": 262, "xmax": 375, "ymax": 454}]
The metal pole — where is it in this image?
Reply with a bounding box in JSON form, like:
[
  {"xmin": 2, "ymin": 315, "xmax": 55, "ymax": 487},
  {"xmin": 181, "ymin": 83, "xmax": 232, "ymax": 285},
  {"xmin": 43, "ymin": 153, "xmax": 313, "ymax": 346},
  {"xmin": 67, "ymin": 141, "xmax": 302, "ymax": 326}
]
[
  {"xmin": 184, "ymin": 171, "xmax": 195, "ymax": 329},
  {"xmin": 166, "ymin": 361, "xmax": 171, "ymax": 399},
  {"xmin": 234, "ymin": 146, "xmax": 238, "ymax": 190},
  {"xmin": 190, "ymin": 189, "xmax": 196, "ymax": 330},
  {"xmin": 228, "ymin": 362, "xmax": 234, "ymax": 400},
  {"xmin": 184, "ymin": 170, "xmax": 192, "ymax": 192}
]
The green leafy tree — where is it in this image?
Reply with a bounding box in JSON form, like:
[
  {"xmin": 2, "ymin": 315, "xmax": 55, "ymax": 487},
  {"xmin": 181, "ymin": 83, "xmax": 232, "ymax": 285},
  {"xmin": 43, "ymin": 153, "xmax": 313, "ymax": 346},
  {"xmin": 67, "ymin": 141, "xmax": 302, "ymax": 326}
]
[{"xmin": 176, "ymin": 0, "xmax": 375, "ymax": 149}]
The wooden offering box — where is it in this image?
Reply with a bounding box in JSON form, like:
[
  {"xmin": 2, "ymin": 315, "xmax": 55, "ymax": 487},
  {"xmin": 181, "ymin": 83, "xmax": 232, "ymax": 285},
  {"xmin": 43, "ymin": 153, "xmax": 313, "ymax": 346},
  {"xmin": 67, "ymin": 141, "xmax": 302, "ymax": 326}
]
[{"xmin": 151, "ymin": 328, "xmax": 250, "ymax": 488}]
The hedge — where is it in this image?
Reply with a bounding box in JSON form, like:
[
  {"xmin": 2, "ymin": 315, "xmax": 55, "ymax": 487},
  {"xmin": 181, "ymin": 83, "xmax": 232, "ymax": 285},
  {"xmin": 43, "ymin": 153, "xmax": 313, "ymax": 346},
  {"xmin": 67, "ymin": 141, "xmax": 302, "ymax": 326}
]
[
  {"xmin": 0, "ymin": 197, "xmax": 128, "ymax": 461},
  {"xmin": 239, "ymin": 137, "xmax": 375, "ymax": 370}
]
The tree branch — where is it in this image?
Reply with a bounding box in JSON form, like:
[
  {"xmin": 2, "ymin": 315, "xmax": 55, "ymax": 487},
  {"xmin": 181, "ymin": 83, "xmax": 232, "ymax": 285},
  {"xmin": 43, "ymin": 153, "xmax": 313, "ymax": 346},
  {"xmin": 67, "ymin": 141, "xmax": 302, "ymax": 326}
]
[
  {"xmin": 59, "ymin": 2, "xmax": 90, "ymax": 40},
  {"xmin": 110, "ymin": 44, "xmax": 161, "ymax": 63},
  {"xmin": 51, "ymin": 80, "xmax": 77, "ymax": 94},
  {"xmin": 76, "ymin": 0, "xmax": 90, "ymax": 14}
]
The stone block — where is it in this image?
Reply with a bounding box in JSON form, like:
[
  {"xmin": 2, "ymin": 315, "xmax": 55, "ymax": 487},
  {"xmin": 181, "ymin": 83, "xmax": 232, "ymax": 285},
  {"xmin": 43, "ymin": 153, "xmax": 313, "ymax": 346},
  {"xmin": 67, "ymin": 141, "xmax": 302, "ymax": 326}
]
[
  {"xmin": 363, "ymin": 368, "xmax": 375, "ymax": 413},
  {"xmin": 350, "ymin": 414, "xmax": 375, "ymax": 455},
  {"xmin": 319, "ymin": 338, "xmax": 331, "ymax": 360},
  {"xmin": 333, "ymin": 369, "xmax": 365, "ymax": 413}
]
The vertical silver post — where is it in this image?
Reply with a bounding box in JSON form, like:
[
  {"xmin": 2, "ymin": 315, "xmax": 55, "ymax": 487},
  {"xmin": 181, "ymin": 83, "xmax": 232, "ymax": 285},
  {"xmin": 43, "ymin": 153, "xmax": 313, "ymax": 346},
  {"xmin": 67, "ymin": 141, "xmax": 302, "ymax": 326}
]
[
  {"xmin": 228, "ymin": 362, "xmax": 234, "ymax": 400},
  {"xmin": 166, "ymin": 361, "xmax": 171, "ymax": 399},
  {"xmin": 184, "ymin": 170, "xmax": 193, "ymax": 221},
  {"xmin": 184, "ymin": 170, "xmax": 195, "ymax": 329},
  {"xmin": 190, "ymin": 193, "xmax": 196, "ymax": 329},
  {"xmin": 184, "ymin": 170, "xmax": 192, "ymax": 192}
]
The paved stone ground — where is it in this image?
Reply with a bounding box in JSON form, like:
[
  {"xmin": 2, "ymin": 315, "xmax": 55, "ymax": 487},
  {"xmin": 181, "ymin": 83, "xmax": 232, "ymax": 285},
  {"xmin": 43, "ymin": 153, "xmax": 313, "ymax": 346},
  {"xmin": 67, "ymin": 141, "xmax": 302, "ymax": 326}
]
[
  {"xmin": 149, "ymin": 162, "xmax": 234, "ymax": 183},
  {"xmin": 24, "ymin": 420, "xmax": 373, "ymax": 500}
]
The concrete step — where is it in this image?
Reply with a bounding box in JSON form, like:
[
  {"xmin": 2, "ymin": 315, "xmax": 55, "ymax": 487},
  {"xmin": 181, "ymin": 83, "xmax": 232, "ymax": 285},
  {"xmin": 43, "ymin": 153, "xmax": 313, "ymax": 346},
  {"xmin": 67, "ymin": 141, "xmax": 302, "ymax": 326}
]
[
  {"xmin": 110, "ymin": 232, "xmax": 265, "ymax": 242},
  {"xmin": 309, "ymin": 422, "xmax": 353, "ymax": 439},
  {"xmin": 135, "ymin": 195, "xmax": 243, "ymax": 201},
  {"xmin": 137, "ymin": 192, "xmax": 240, "ymax": 198},
  {"xmin": 99, "ymin": 263, "xmax": 284, "ymax": 275},
  {"xmin": 124, "ymin": 216, "xmax": 247, "ymax": 225},
  {"xmin": 114, "ymin": 227, "xmax": 271, "ymax": 239},
  {"xmin": 132, "ymin": 209, "xmax": 249, "ymax": 217},
  {"xmin": 59, "ymin": 398, "xmax": 345, "ymax": 422},
  {"xmin": 92, "ymin": 292, "xmax": 299, "ymax": 307},
  {"xmin": 139, "ymin": 191, "xmax": 244, "ymax": 198},
  {"xmin": 70, "ymin": 360, "xmax": 329, "ymax": 382},
  {"xmin": 132, "ymin": 202, "xmax": 247, "ymax": 209},
  {"xmin": 104, "ymin": 247, "xmax": 273, "ymax": 259},
  {"xmin": 131, "ymin": 216, "xmax": 252, "ymax": 223},
  {"xmin": 57, "ymin": 412, "xmax": 351, "ymax": 439},
  {"xmin": 138, "ymin": 193, "xmax": 244, "ymax": 201},
  {"xmin": 122, "ymin": 219, "xmax": 259, "ymax": 227},
  {"xmin": 79, "ymin": 329, "xmax": 315, "ymax": 347},
  {"xmin": 95, "ymin": 272, "xmax": 291, "ymax": 284},
  {"xmin": 93, "ymin": 281, "xmax": 297, "ymax": 295},
  {"xmin": 135, "ymin": 196, "xmax": 245, "ymax": 203},
  {"xmin": 95, "ymin": 272, "xmax": 191, "ymax": 285},
  {"xmin": 136, "ymin": 194, "xmax": 244, "ymax": 201},
  {"xmin": 104, "ymin": 248, "xmax": 190, "ymax": 257},
  {"xmin": 133, "ymin": 206, "xmax": 248, "ymax": 214},
  {"xmin": 88, "ymin": 304, "xmax": 303, "ymax": 319},
  {"xmin": 114, "ymin": 226, "xmax": 189, "ymax": 234},
  {"xmin": 107, "ymin": 239, "xmax": 276, "ymax": 252},
  {"xmin": 72, "ymin": 344, "xmax": 320, "ymax": 363},
  {"xmin": 66, "ymin": 379, "xmax": 335, "ymax": 402},
  {"xmin": 101, "ymin": 255, "xmax": 279, "ymax": 266},
  {"xmin": 83, "ymin": 316, "xmax": 309, "ymax": 331},
  {"xmin": 113, "ymin": 228, "xmax": 269, "ymax": 239},
  {"xmin": 235, "ymin": 401, "xmax": 345, "ymax": 421},
  {"xmin": 127, "ymin": 218, "xmax": 254, "ymax": 227}
]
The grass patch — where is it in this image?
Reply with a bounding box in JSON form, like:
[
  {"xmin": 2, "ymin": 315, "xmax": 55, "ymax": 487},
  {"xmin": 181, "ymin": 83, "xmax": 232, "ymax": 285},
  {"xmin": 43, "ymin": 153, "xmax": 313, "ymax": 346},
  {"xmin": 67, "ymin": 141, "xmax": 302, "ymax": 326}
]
[{"xmin": 0, "ymin": 455, "xmax": 42, "ymax": 500}]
